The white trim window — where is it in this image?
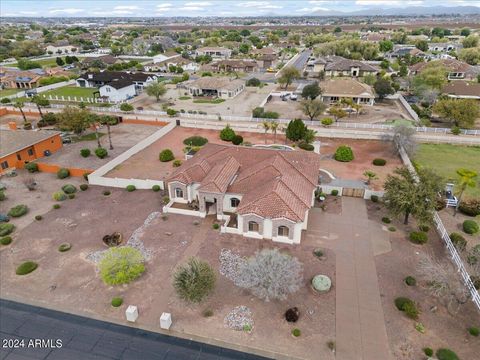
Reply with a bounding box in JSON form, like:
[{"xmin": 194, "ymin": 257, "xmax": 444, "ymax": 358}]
[
  {"xmin": 248, "ymin": 221, "xmax": 259, "ymax": 232},
  {"xmin": 175, "ymin": 188, "xmax": 184, "ymax": 198},
  {"xmin": 278, "ymin": 226, "xmax": 289, "ymax": 237}
]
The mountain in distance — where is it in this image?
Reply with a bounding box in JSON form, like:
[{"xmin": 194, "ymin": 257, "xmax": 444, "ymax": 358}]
[{"xmin": 310, "ymin": 6, "xmax": 480, "ymax": 16}]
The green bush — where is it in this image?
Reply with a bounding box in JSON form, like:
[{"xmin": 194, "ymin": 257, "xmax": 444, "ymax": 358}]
[
  {"xmin": 436, "ymin": 348, "xmax": 459, "ymax": 360},
  {"xmin": 463, "ymin": 220, "xmax": 479, "ymax": 235},
  {"xmin": 423, "ymin": 348, "xmax": 434, "ymax": 357},
  {"xmin": 0, "ymin": 223, "xmax": 14, "ymax": 236},
  {"xmin": 111, "ymin": 297, "xmax": 123, "ymax": 307},
  {"xmin": 25, "ymin": 162, "xmax": 39, "ymax": 173},
  {"xmin": 83, "ymin": 172, "xmax": 90, "ymax": 181},
  {"xmin": 1, "ymin": 236, "xmax": 12, "ymax": 245},
  {"xmin": 292, "ymin": 328, "xmax": 301, "ymax": 337},
  {"xmin": 80, "ymin": 148, "xmax": 91, "ymax": 157},
  {"xmin": 159, "ymin": 149, "xmax": 174, "ymax": 162},
  {"xmin": 394, "ymin": 297, "xmax": 419, "ymax": 319},
  {"xmin": 459, "ymin": 199, "xmax": 480, "ymax": 217},
  {"xmin": 468, "ymin": 326, "xmax": 479, "ymax": 336},
  {"xmin": 95, "ymin": 147, "xmax": 108, "ymax": 159},
  {"xmin": 120, "ymin": 103, "xmax": 134, "ymax": 112},
  {"xmin": 68, "ymin": 194, "xmax": 75, "ymax": 199},
  {"xmin": 183, "ymin": 136, "xmax": 208, "ymax": 146},
  {"xmin": 321, "ymin": 117, "xmax": 333, "ymax": 126},
  {"xmin": 232, "ymin": 135, "xmax": 243, "ymax": 145},
  {"xmin": 173, "ymin": 257, "xmax": 216, "ymax": 303},
  {"xmin": 53, "ymin": 191, "xmax": 67, "ymax": 201},
  {"xmin": 298, "ymin": 142, "xmax": 314, "ymax": 151},
  {"xmin": 372, "ymin": 158, "xmax": 386, "ymax": 166},
  {"xmin": 35, "ymin": 215, "xmax": 42, "ymax": 221},
  {"xmin": 388, "ymin": 226, "xmax": 396, "ymax": 232},
  {"xmin": 246, "ymin": 77, "xmax": 261, "ymax": 87},
  {"xmin": 8, "ymin": 205, "xmax": 28, "ymax": 218},
  {"xmin": 409, "ymin": 231, "xmax": 428, "ymax": 244},
  {"xmin": 57, "ymin": 168, "xmax": 70, "ymax": 179},
  {"xmin": 220, "ymin": 125, "xmax": 236, "ymax": 142},
  {"xmin": 405, "ymin": 276, "xmax": 416, "ymax": 286},
  {"xmin": 166, "ymin": 108, "xmax": 177, "ymax": 116},
  {"xmin": 16, "ymin": 261, "xmax": 38, "ymax": 275},
  {"xmin": 99, "ymin": 247, "xmax": 145, "ymax": 285},
  {"xmin": 371, "ymin": 195, "xmax": 379, "ymax": 203},
  {"xmin": 334, "ymin": 145, "xmax": 354, "ymax": 162},
  {"xmin": 331, "ymin": 190, "xmax": 338, "ymax": 196},
  {"xmin": 152, "ymin": 185, "xmax": 161, "ymax": 192},
  {"xmin": 212, "ymin": 223, "xmax": 220, "ymax": 230},
  {"xmin": 451, "ymin": 126, "xmax": 461, "ymax": 135},
  {"xmin": 80, "ymin": 184, "xmax": 88, "ymax": 191},
  {"xmin": 62, "ymin": 184, "xmax": 77, "ymax": 194},
  {"xmin": 381, "ymin": 217, "xmax": 391, "ymax": 223},
  {"xmin": 58, "ymin": 243, "xmax": 71, "ymax": 252},
  {"xmin": 126, "ymin": 185, "xmax": 136, "ymax": 192},
  {"xmin": 173, "ymin": 160, "xmax": 182, "ymax": 167},
  {"xmin": 103, "ymin": 190, "xmax": 111, "ymax": 196},
  {"xmin": 450, "ymin": 233, "xmax": 467, "ymax": 251},
  {"xmin": 419, "ymin": 224, "xmax": 430, "ymax": 232},
  {"xmin": 0, "ymin": 191, "xmax": 5, "ymax": 201}
]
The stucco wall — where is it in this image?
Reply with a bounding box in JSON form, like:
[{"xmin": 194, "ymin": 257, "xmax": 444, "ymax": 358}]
[{"xmin": 222, "ymin": 194, "xmax": 243, "ymax": 212}]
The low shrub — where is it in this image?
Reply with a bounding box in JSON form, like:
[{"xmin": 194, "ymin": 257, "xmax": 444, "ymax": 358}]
[
  {"xmin": 80, "ymin": 148, "xmax": 91, "ymax": 157},
  {"xmin": 120, "ymin": 103, "xmax": 133, "ymax": 112},
  {"xmin": 16, "ymin": 261, "xmax": 38, "ymax": 275},
  {"xmin": 451, "ymin": 126, "xmax": 461, "ymax": 135},
  {"xmin": 35, "ymin": 215, "xmax": 42, "ymax": 221},
  {"xmin": 1, "ymin": 236, "xmax": 12, "ymax": 245},
  {"xmin": 57, "ymin": 168, "xmax": 70, "ymax": 179},
  {"xmin": 166, "ymin": 108, "xmax": 177, "ymax": 116},
  {"xmin": 423, "ymin": 348, "xmax": 434, "ymax": 357},
  {"xmin": 285, "ymin": 307, "xmax": 299, "ymax": 322},
  {"xmin": 321, "ymin": 117, "xmax": 333, "ymax": 126},
  {"xmin": 394, "ymin": 297, "xmax": 419, "ymax": 319},
  {"xmin": 152, "ymin": 185, "xmax": 161, "ymax": 192},
  {"xmin": 183, "ymin": 136, "xmax": 208, "ymax": 146},
  {"xmin": 53, "ymin": 191, "xmax": 67, "ymax": 201},
  {"xmin": 394, "ymin": 297, "xmax": 411, "ymax": 311},
  {"xmin": 381, "ymin": 217, "xmax": 391, "ymax": 224},
  {"xmin": 103, "ymin": 190, "xmax": 111, "ymax": 196},
  {"xmin": 95, "ymin": 147, "xmax": 108, "ymax": 159},
  {"xmin": 388, "ymin": 226, "xmax": 396, "ymax": 232},
  {"xmin": 409, "ymin": 231, "xmax": 428, "ymax": 245},
  {"xmin": 202, "ymin": 309, "xmax": 214, "ymax": 317},
  {"xmin": 163, "ymin": 196, "xmax": 170, "ymax": 204},
  {"xmin": 334, "ymin": 145, "xmax": 354, "ymax": 162},
  {"xmin": 111, "ymin": 297, "xmax": 123, "ymax": 307},
  {"xmin": 212, "ymin": 223, "xmax": 220, "ymax": 230},
  {"xmin": 220, "ymin": 125, "xmax": 236, "ymax": 141},
  {"xmin": 298, "ymin": 142, "xmax": 314, "ymax": 151},
  {"xmin": 231, "ymin": 135, "xmax": 243, "ymax": 145},
  {"xmin": 450, "ymin": 233, "xmax": 467, "ymax": 251},
  {"xmin": 80, "ymin": 184, "xmax": 88, "ymax": 191},
  {"xmin": 463, "ymin": 220, "xmax": 479, "ymax": 235},
  {"xmin": 372, "ymin": 158, "xmax": 386, "ymax": 166},
  {"xmin": 58, "ymin": 243, "xmax": 71, "ymax": 252},
  {"xmin": 62, "ymin": 184, "xmax": 77, "ymax": 194},
  {"xmin": 468, "ymin": 326, "xmax": 479, "ymax": 336},
  {"xmin": 68, "ymin": 194, "xmax": 75, "ymax": 199},
  {"xmin": 159, "ymin": 149, "xmax": 174, "ymax": 162},
  {"xmin": 0, "ymin": 223, "xmax": 15, "ymax": 236},
  {"xmin": 313, "ymin": 248, "xmax": 324, "ymax": 258},
  {"xmin": 371, "ymin": 195, "xmax": 379, "ymax": 203},
  {"xmin": 25, "ymin": 162, "xmax": 39, "ymax": 173},
  {"xmin": 0, "ymin": 191, "xmax": 5, "ymax": 201},
  {"xmin": 419, "ymin": 224, "xmax": 430, "ymax": 232},
  {"xmin": 436, "ymin": 348, "xmax": 459, "ymax": 360},
  {"xmin": 291, "ymin": 328, "xmax": 301, "ymax": 337},
  {"xmin": 8, "ymin": 205, "xmax": 28, "ymax": 218},
  {"xmin": 405, "ymin": 276, "xmax": 416, "ymax": 286},
  {"xmin": 126, "ymin": 185, "xmax": 136, "ymax": 192},
  {"xmin": 459, "ymin": 199, "xmax": 480, "ymax": 217},
  {"xmin": 331, "ymin": 190, "xmax": 338, "ymax": 196},
  {"xmin": 99, "ymin": 247, "xmax": 145, "ymax": 285},
  {"xmin": 173, "ymin": 159, "xmax": 182, "ymax": 167}
]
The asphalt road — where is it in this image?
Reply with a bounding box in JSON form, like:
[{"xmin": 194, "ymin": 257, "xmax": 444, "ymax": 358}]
[
  {"xmin": 289, "ymin": 50, "xmax": 312, "ymax": 72},
  {"xmin": 0, "ymin": 299, "xmax": 271, "ymax": 360}
]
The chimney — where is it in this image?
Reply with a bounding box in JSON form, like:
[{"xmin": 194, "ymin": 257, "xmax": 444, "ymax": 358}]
[{"xmin": 8, "ymin": 122, "xmax": 17, "ymax": 130}]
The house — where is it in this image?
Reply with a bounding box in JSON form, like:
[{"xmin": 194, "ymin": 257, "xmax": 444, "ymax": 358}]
[
  {"xmin": 251, "ymin": 47, "xmax": 277, "ymax": 68},
  {"xmin": 442, "ymin": 81, "xmax": 480, "ymax": 100},
  {"xmin": 76, "ymin": 71, "xmax": 157, "ymax": 89},
  {"xmin": 45, "ymin": 42, "xmax": 76, "ymax": 54},
  {"xmin": 320, "ymin": 78, "xmax": 375, "ymax": 105},
  {"xmin": 314, "ymin": 56, "xmax": 379, "ymax": 77},
  {"xmin": 386, "ymin": 46, "xmax": 425, "ymax": 59},
  {"xmin": 131, "ymin": 36, "xmax": 176, "ymax": 56},
  {"xmin": 207, "ymin": 60, "xmax": 258, "ymax": 73},
  {"xmin": 186, "ymin": 77, "xmax": 245, "ymax": 99},
  {"xmin": 145, "ymin": 56, "xmax": 199, "ymax": 72},
  {"xmin": 81, "ymin": 55, "xmax": 121, "ymax": 69},
  {"xmin": 0, "ymin": 129, "xmax": 62, "ymax": 174},
  {"xmin": 195, "ymin": 47, "xmax": 232, "ymax": 59},
  {"xmin": 164, "ymin": 143, "xmax": 320, "ymax": 244},
  {"xmin": 0, "ymin": 67, "xmax": 43, "ymax": 89},
  {"xmin": 428, "ymin": 43, "xmax": 462, "ymax": 53},
  {"xmin": 99, "ymin": 81, "xmax": 136, "ymax": 102},
  {"xmin": 409, "ymin": 59, "xmax": 480, "ymax": 81}
]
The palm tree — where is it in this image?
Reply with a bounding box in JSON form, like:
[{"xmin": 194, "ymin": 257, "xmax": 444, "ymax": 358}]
[
  {"xmin": 32, "ymin": 96, "xmax": 50, "ymax": 120},
  {"xmin": 14, "ymin": 100, "xmax": 27, "ymax": 124},
  {"xmin": 88, "ymin": 113, "xmax": 101, "ymax": 148},
  {"xmin": 261, "ymin": 120, "xmax": 270, "ymax": 144},
  {"xmin": 363, "ymin": 170, "xmax": 378, "ymax": 185},
  {"xmin": 454, "ymin": 168, "xmax": 478, "ymax": 216},
  {"xmin": 99, "ymin": 115, "xmax": 117, "ymax": 150},
  {"xmin": 352, "ymin": 103, "xmax": 362, "ymax": 117},
  {"xmin": 280, "ymin": 126, "xmax": 288, "ymax": 144},
  {"xmin": 269, "ymin": 121, "xmax": 279, "ymax": 143}
]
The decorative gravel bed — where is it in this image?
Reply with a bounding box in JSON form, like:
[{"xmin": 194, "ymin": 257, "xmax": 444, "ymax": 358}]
[
  {"xmin": 224, "ymin": 306, "xmax": 254, "ymax": 331},
  {"xmin": 219, "ymin": 248, "xmax": 245, "ymax": 283}
]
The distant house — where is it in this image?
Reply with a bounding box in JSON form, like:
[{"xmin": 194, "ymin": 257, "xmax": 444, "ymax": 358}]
[
  {"xmin": 186, "ymin": 77, "xmax": 245, "ymax": 99},
  {"xmin": 0, "ymin": 67, "xmax": 43, "ymax": 89},
  {"xmin": 428, "ymin": 43, "xmax": 462, "ymax": 53},
  {"xmin": 314, "ymin": 56, "xmax": 379, "ymax": 77},
  {"xmin": 251, "ymin": 47, "xmax": 277, "ymax": 69},
  {"xmin": 81, "ymin": 55, "xmax": 121, "ymax": 69},
  {"xmin": 207, "ymin": 60, "xmax": 258, "ymax": 73},
  {"xmin": 320, "ymin": 78, "xmax": 375, "ymax": 105},
  {"xmin": 45, "ymin": 42, "xmax": 76, "ymax": 54},
  {"xmin": 442, "ymin": 81, "xmax": 480, "ymax": 100},
  {"xmin": 195, "ymin": 47, "xmax": 232, "ymax": 59},
  {"xmin": 145, "ymin": 56, "xmax": 199, "ymax": 72},
  {"xmin": 409, "ymin": 59, "xmax": 480, "ymax": 81},
  {"xmin": 386, "ymin": 46, "xmax": 425, "ymax": 59}
]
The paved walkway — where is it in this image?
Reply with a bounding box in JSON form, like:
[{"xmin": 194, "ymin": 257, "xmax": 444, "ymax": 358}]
[{"xmin": 306, "ymin": 197, "xmax": 392, "ymax": 360}]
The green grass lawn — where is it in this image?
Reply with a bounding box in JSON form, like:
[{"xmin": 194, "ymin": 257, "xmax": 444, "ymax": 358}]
[
  {"xmin": 41, "ymin": 86, "xmax": 98, "ymax": 99},
  {"xmin": 73, "ymin": 132, "xmax": 106, "ymax": 142},
  {"xmin": 193, "ymin": 98, "xmax": 225, "ymax": 104},
  {"xmin": 414, "ymin": 144, "xmax": 480, "ymax": 199},
  {"xmin": 0, "ymin": 88, "xmax": 21, "ymax": 97},
  {"xmin": 9, "ymin": 56, "xmax": 85, "ymax": 69}
]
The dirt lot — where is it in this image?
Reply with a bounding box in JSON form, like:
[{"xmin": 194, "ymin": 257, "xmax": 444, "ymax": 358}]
[
  {"xmin": 367, "ymin": 202, "xmax": 480, "ymax": 360},
  {"xmin": 0, "ymin": 186, "xmax": 335, "ymax": 360},
  {"xmin": 439, "ymin": 207, "xmax": 480, "ymax": 249},
  {"xmin": 0, "ymin": 114, "xmax": 41, "ymax": 129}
]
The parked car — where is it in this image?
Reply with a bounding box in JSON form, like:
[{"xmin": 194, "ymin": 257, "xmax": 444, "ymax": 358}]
[
  {"xmin": 60, "ymin": 133, "xmax": 72, "ymax": 144},
  {"xmin": 290, "ymin": 94, "xmax": 298, "ymax": 101}
]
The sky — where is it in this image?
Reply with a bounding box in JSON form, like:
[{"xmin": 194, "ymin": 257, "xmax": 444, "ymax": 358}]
[{"xmin": 1, "ymin": 0, "xmax": 480, "ymax": 17}]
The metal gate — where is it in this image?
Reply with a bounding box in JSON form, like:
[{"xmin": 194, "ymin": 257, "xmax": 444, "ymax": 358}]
[{"xmin": 342, "ymin": 187, "xmax": 365, "ymax": 198}]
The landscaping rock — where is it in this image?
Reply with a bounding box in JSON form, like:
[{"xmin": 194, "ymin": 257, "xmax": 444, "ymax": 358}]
[
  {"xmin": 312, "ymin": 275, "xmax": 332, "ymax": 293},
  {"xmin": 219, "ymin": 248, "xmax": 245, "ymax": 283},
  {"xmin": 224, "ymin": 306, "xmax": 254, "ymax": 331}
]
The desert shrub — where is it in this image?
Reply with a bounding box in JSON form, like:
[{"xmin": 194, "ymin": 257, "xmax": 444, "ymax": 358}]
[
  {"xmin": 220, "ymin": 125, "xmax": 236, "ymax": 142},
  {"xmin": 183, "ymin": 136, "xmax": 208, "ymax": 146},
  {"xmin": 95, "ymin": 147, "xmax": 108, "ymax": 159},
  {"xmin": 419, "ymin": 224, "xmax": 430, "ymax": 232},
  {"xmin": 202, "ymin": 309, "xmax": 214, "ymax": 317},
  {"xmin": 298, "ymin": 142, "xmax": 314, "ymax": 151},
  {"xmin": 16, "ymin": 261, "xmax": 38, "ymax": 275},
  {"xmin": 372, "ymin": 158, "xmax": 386, "ymax": 166},
  {"xmin": 409, "ymin": 231, "xmax": 428, "ymax": 244},
  {"xmin": 436, "ymin": 348, "xmax": 459, "ymax": 360},
  {"xmin": 291, "ymin": 328, "xmax": 301, "ymax": 337},
  {"xmin": 331, "ymin": 189, "xmax": 338, "ymax": 196},
  {"xmin": 382, "ymin": 217, "xmax": 391, "ymax": 223},
  {"xmin": 152, "ymin": 185, "xmax": 160, "ymax": 192},
  {"xmin": 126, "ymin": 185, "xmax": 136, "ymax": 192},
  {"xmin": 80, "ymin": 184, "xmax": 88, "ymax": 191},
  {"xmin": 173, "ymin": 257, "xmax": 216, "ymax": 303},
  {"xmin": 0, "ymin": 191, "xmax": 5, "ymax": 201},
  {"xmin": 8, "ymin": 205, "xmax": 28, "ymax": 218},
  {"xmin": 463, "ymin": 220, "xmax": 479, "ymax": 234},
  {"xmin": 57, "ymin": 168, "xmax": 70, "ymax": 179},
  {"xmin": 388, "ymin": 226, "xmax": 396, "ymax": 232},
  {"xmin": 53, "ymin": 191, "xmax": 67, "ymax": 201},
  {"xmin": 459, "ymin": 199, "xmax": 480, "ymax": 216},
  {"xmin": 111, "ymin": 297, "xmax": 123, "ymax": 307},
  {"xmin": 371, "ymin": 195, "xmax": 379, "ymax": 203},
  {"xmin": 468, "ymin": 326, "xmax": 479, "ymax": 336},
  {"xmin": 212, "ymin": 223, "xmax": 220, "ymax": 230},
  {"xmin": 285, "ymin": 307, "xmax": 299, "ymax": 322},
  {"xmin": 35, "ymin": 215, "xmax": 42, "ymax": 221},
  {"xmin": 451, "ymin": 126, "xmax": 461, "ymax": 135},
  {"xmin": 450, "ymin": 233, "xmax": 467, "ymax": 251},
  {"xmin": 394, "ymin": 297, "xmax": 412, "ymax": 310},
  {"xmin": 405, "ymin": 276, "xmax": 416, "ymax": 286},
  {"xmin": 120, "ymin": 103, "xmax": 133, "ymax": 112},
  {"xmin": 246, "ymin": 77, "xmax": 261, "ymax": 86},
  {"xmin": 103, "ymin": 190, "xmax": 111, "ymax": 196},
  {"xmin": 62, "ymin": 184, "xmax": 77, "ymax": 194},
  {"xmin": 99, "ymin": 247, "xmax": 145, "ymax": 285},
  {"xmin": 334, "ymin": 145, "xmax": 354, "ymax": 162},
  {"xmin": 166, "ymin": 108, "xmax": 177, "ymax": 116},
  {"xmin": 394, "ymin": 297, "xmax": 419, "ymax": 319},
  {"xmin": 173, "ymin": 160, "xmax": 182, "ymax": 167},
  {"xmin": 1, "ymin": 236, "xmax": 12, "ymax": 245},
  {"xmin": 0, "ymin": 223, "xmax": 14, "ymax": 237},
  {"xmin": 163, "ymin": 196, "xmax": 170, "ymax": 204},
  {"xmin": 321, "ymin": 117, "xmax": 333, "ymax": 126},
  {"xmin": 58, "ymin": 243, "xmax": 71, "ymax": 252},
  {"xmin": 68, "ymin": 194, "xmax": 75, "ymax": 199},
  {"xmin": 80, "ymin": 148, "xmax": 91, "ymax": 158},
  {"xmin": 159, "ymin": 149, "xmax": 174, "ymax": 162},
  {"xmin": 423, "ymin": 348, "xmax": 434, "ymax": 357},
  {"xmin": 25, "ymin": 162, "xmax": 39, "ymax": 173},
  {"xmin": 232, "ymin": 135, "xmax": 243, "ymax": 145}
]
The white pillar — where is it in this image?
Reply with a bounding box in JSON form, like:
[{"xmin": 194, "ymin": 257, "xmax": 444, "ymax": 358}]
[{"xmin": 125, "ymin": 305, "xmax": 138, "ymax": 322}]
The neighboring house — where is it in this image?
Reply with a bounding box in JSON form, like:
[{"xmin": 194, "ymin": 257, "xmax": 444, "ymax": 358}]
[
  {"xmin": 0, "ymin": 129, "xmax": 62, "ymax": 174},
  {"xmin": 362, "ymin": 32, "xmax": 391, "ymax": 42},
  {"xmin": 145, "ymin": 56, "xmax": 199, "ymax": 72},
  {"xmin": 251, "ymin": 47, "xmax": 277, "ymax": 68},
  {"xmin": 0, "ymin": 67, "xmax": 43, "ymax": 89},
  {"xmin": 428, "ymin": 43, "xmax": 462, "ymax": 53},
  {"xmin": 442, "ymin": 81, "xmax": 480, "ymax": 100},
  {"xmin": 320, "ymin": 78, "xmax": 375, "ymax": 105},
  {"xmin": 45, "ymin": 43, "xmax": 76, "ymax": 54},
  {"xmin": 131, "ymin": 36, "xmax": 176, "ymax": 56},
  {"xmin": 99, "ymin": 81, "xmax": 136, "ymax": 102},
  {"xmin": 186, "ymin": 77, "xmax": 245, "ymax": 99},
  {"xmin": 207, "ymin": 59, "xmax": 258, "ymax": 73},
  {"xmin": 81, "ymin": 55, "xmax": 120, "ymax": 69},
  {"xmin": 409, "ymin": 59, "xmax": 480, "ymax": 81},
  {"xmin": 314, "ymin": 56, "xmax": 379, "ymax": 77},
  {"xmin": 164, "ymin": 143, "xmax": 320, "ymax": 244},
  {"xmin": 195, "ymin": 47, "xmax": 232, "ymax": 59},
  {"xmin": 386, "ymin": 46, "xmax": 425, "ymax": 59}
]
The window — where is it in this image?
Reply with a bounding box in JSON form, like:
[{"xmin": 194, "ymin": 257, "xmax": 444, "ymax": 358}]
[
  {"xmin": 1, "ymin": 161, "xmax": 8, "ymax": 170},
  {"xmin": 106, "ymin": 87, "xmax": 111, "ymax": 93},
  {"xmin": 27, "ymin": 148, "xmax": 34, "ymax": 156},
  {"xmin": 248, "ymin": 221, "xmax": 259, "ymax": 232},
  {"xmin": 230, "ymin": 198, "xmax": 240, "ymax": 208},
  {"xmin": 278, "ymin": 226, "xmax": 290, "ymax": 237},
  {"xmin": 17, "ymin": 154, "xmax": 22, "ymax": 161},
  {"xmin": 175, "ymin": 188, "xmax": 184, "ymax": 198}
]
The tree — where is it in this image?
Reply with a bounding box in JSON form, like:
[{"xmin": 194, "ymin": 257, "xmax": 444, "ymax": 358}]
[
  {"xmin": 399, "ymin": 64, "xmax": 408, "ymax": 77},
  {"xmin": 55, "ymin": 57, "xmax": 64, "ymax": 66},
  {"xmin": 412, "ymin": 63, "xmax": 448, "ymax": 90},
  {"xmin": 462, "ymin": 35, "xmax": 479, "ymax": 49},
  {"xmin": 433, "ymin": 99, "xmax": 480, "ymax": 128},
  {"xmin": 277, "ymin": 66, "xmax": 300, "ymax": 89},
  {"xmin": 173, "ymin": 257, "xmax": 216, "ymax": 303},
  {"xmin": 234, "ymin": 249, "xmax": 303, "ymax": 302},
  {"xmin": 454, "ymin": 169, "xmax": 478, "ymax": 216},
  {"xmin": 328, "ymin": 105, "xmax": 347, "ymax": 122},
  {"xmin": 299, "ymin": 99, "xmax": 326, "ymax": 121},
  {"xmin": 239, "ymin": 43, "xmax": 250, "ymax": 54},
  {"xmin": 415, "ymin": 40, "xmax": 428, "ymax": 52},
  {"xmin": 14, "ymin": 100, "xmax": 27, "ymax": 124},
  {"xmin": 261, "ymin": 120, "xmax": 270, "ymax": 144},
  {"xmin": 301, "ymin": 82, "xmax": 321, "ymax": 100},
  {"xmin": 120, "ymin": 103, "xmax": 134, "ymax": 112},
  {"xmin": 285, "ymin": 119, "xmax": 307, "ymax": 142},
  {"xmin": 302, "ymin": 128, "xmax": 317, "ymax": 144},
  {"xmin": 379, "ymin": 40, "xmax": 393, "ymax": 52},
  {"xmin": 363, "ymin": 170, "xmax": 378, "ymax": 185},
  {"xmin": 459, "ymin": 47, "xmax": 480, "ymax": 65},
  {"xmin": 57, "ymin": 107, "xmax": 91, "ymax": 135},
  {"xmin": 461, "ymin": 28, "xmax": 471, "ymax": 37},
  {"xmin": 374, "ymin": 78, "xmax": 394, "ymax": 99},
  {"xmin": 269, "ymin": 121, "xmax": 279, "ymax": 143},
  {"xmin": 32, "ymin": 96, "xmax": 49, "ymax": 120},
  {"xmin": 145, "ymin": 82, "xmax": 167, "ymax": 102},
  {"xmin": 99, "ymin": 115, "xmax": 117, "ymax": 150},
  {"xmin": 99, "ymin": 247, "xmax": 145, "ymax": 285},
  {"xmin": 392, "ymin": 125, "xmax": 417, "ymax": 157},
  {"xmin": 383, "ymin": 167, "xmax": 443, "ymax": 225}
]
